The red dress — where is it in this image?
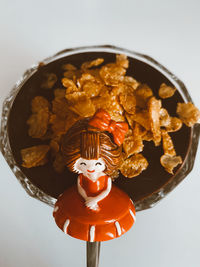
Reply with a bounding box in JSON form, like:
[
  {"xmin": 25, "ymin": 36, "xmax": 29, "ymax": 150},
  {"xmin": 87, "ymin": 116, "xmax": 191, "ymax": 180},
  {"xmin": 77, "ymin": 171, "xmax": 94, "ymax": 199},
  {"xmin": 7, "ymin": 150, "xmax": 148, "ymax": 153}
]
[{"xmin": 53, "ymin": 174, "xmax": 136, "ymax": 242}]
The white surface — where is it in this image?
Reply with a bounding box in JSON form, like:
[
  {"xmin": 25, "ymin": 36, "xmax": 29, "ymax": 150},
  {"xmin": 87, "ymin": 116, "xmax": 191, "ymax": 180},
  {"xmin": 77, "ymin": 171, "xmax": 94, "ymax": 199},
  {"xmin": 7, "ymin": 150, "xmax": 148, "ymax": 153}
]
[{"xmin": 0, "ymin": 0, "xmax": 200, "ymax": 266}]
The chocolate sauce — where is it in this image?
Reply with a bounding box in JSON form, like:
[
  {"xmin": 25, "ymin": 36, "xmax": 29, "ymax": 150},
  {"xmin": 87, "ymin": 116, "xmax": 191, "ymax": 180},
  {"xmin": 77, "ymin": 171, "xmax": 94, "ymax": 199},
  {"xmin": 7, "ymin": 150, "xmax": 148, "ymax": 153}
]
[{"xmin": 8, "ymin": 52, "xmax": 191, "ymax": 208}]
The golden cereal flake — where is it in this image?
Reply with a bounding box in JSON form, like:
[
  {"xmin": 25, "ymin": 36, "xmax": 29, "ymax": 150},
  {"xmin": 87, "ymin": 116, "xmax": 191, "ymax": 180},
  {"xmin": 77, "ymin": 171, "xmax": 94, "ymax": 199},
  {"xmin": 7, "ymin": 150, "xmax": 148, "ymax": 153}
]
[
  {"xmin": 125, "ymin": 113, "xmax": 134, "ymax": 129},
  {"xmin": 160, "ymin": 108, "xmax": 171, "ymax": 128},
  {"xmin": 135, "ymin": 84, "xmax": 153, "ymax": 108},
  {"xmin": 123, "ymin": 76, "xmax": 140, "ymax": 90},
  {"xmin": 158, "ymin": 83, "xmax": 176, "ymax": 99},
  {"xmin": 82, "ymin": 68, "xmax": 102, "ymax": 81},
  {"xmin": 41, "ymin": 73, "xmax": 57, "ymax": 89},
  {"xmin": 133, "ymin": 111, "xmax": 151, "ymax": 130},
  {"xmin": 161, "ymin": 130, "xmax": 176, "ymax": 156},
  {"xmin": 142, "ymin": 131, "xmax": 154, "ymax": 141},
  {"xmin": 106, "ymin": 95, "xmax": 125, "ymax": 121},
  {"xmin": 120, "ymin": 153, "xmax": 148, "ymax": 178},
  {"xmin": 160, "ymin": 154, "xmax": 182, "ymax": 174},
  {"xmin": 133, "ymin": 121, "xmax": 147, "ymax": 137},
  {"xmin": 123, "ymin": 128, "xmax": 144, "ymax": 157},
  {"xmin": 62, "ymin": 63, "xmax": 77, "ymax": 71},
  {"xmin": 31, "ymin": 96, "xmax": 50, "ymax": 113},
  {"xmin": 66, "ymin": 91, "xmax": 95, "ymax": 117},
  {"xmin": 50, "ymin": 111, "xmax": 80, "ymax": 136},
  {"xmin": 119, "ymin": 93, "xmax": 136, "ymax": 115},
  {"xmin": 148, "ymin": 97, "xmax": 162, "ymax": 146},
  {"xmin": 126, "ymin": 111, "xmax": 151, "ymax": 131},
  {"xmin": 111, "ymin": 83, "xmax": 126, "ymax": 96},
  {"xmin": 77, "ymin": 73, "xmax": 103, "ymax": 94},
  {"xmin": 160, "ymin": 108, "xmax": 182, "ymax": 132},
  {"xmin": 50, "ymin": 114, "xmax": 68, "ymax": 135},
  {"xmin": 52, "ymin": 97, "xmax": 69, "ymax": 119},
  {"xmin": 21, "ymin": 145, "xmax": 50, "ymax": 168},
  {"xmin": 77, "ymin": 73, "xmax": 95, "ymax": 87},
  {"xmin": 82, "ymin": 80, "xmax": 102, "ymax": 98},
  {"xmin": 27, "ymin": 108, "xmax": 49, "ymax": 138},
  {"xmin": 177, "ymin": 102, "xmax": 200, "ymax": 127},
  {"xmin": 62, "ymin": 78, "xmax": 79, "ymax": 94},
  {"xmin": 92, "ymin": 95, "xmax": 111, "ymax": 111},
  {"xmin": 99, "ymin": 63, "xmax": 126, "ymax": 86},
  {"xmin": 81, "ymin": 58, "xmax": 104, "ymax": 70},
  {"xmin": 54, "ymin": 88, "xmax": 66, "ymax": 99},
  {"xmin": 116, "ymin": 54, "xmax": 129, "ymax": 69},
  {"xmin": 63, "ymin": 70, "xmax": 79, "ymax": 81},
  {"xmin": 166, "ymin": 117, "xmax": 182, "ymax": 132}
]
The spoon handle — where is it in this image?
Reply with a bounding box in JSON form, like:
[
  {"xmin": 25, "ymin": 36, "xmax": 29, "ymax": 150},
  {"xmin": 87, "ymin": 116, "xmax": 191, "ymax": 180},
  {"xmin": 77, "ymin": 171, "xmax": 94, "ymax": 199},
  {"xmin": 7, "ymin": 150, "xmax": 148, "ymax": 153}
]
[{"xmin": 87, "ymin": 241, "xmax": 101, "ymax": 267}]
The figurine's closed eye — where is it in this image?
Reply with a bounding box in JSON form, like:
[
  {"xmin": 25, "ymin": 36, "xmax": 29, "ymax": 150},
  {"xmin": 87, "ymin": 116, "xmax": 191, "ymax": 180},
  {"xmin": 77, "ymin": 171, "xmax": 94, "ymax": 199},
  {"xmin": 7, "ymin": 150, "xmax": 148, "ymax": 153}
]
[
  {"xmin": 95, "ymin": 162, "xmax": 102, "ymax": 166},
  {"xmin": 80, "ymin": 162, "xmax": 87, "ymax": 166}
]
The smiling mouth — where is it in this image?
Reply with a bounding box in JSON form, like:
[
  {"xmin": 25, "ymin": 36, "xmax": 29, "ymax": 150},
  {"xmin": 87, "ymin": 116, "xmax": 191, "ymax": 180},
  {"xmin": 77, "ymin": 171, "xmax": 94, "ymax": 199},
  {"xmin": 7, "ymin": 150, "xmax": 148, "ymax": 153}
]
[{"xmin": 87, "ymin": 170, "xmax": 95, "ymax": 173}]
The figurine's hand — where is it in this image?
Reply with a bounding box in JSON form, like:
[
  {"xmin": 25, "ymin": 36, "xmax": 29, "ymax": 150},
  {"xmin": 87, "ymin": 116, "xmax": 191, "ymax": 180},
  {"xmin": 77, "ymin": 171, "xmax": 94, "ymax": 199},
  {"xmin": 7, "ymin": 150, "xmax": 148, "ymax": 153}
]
[{"xmin": 85, "ymin": 197, "xmax": 99, "ymax": 211}]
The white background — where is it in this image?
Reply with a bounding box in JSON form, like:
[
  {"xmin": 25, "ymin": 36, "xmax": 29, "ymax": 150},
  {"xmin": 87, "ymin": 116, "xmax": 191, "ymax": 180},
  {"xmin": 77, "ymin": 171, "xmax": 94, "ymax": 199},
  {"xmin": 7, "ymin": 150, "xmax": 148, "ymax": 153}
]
[{"xmin": 0, "ymin": 0, "xmax": 200, "ymax": 266}]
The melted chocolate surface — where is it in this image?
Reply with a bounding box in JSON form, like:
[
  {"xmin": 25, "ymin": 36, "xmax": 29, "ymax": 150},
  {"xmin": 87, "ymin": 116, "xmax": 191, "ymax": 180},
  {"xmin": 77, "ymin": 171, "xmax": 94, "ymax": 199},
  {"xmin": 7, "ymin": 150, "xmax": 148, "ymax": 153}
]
[{"xmin": 8, "ymin": 52, "xmax": 191, "ymax": 204}]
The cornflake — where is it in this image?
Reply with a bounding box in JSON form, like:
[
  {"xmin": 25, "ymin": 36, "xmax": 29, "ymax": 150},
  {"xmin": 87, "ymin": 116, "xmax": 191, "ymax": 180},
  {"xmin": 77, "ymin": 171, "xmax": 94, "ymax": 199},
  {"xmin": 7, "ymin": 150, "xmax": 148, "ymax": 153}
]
[
  {"xmin": 123, "ymin": 128, "xmax": 143, "ymax": 157},
  {"xmin": 166, "ymin": 117, "xmax": 182, "ymax": 132},
  {"xmin": 159, "ymin": 83, "xmax": 176, "ymax": 99},
  {"xmin": 66, "ymin": 91, "xmax": 95, "ymax": 117},
  {"xmin": 31, "ymin": 96, "xmax": 50, "ymax": 113},
  {"xmin": 54, "ymin": 88, "xmax": 66, "ymax": 99},
  {"xmin": 123, "ymin": 76, "xmax": 139, "ymax": 90},
  {"xmin": 177, "ymin": 102, "xmax": 200, "ymax": 127},
  {"xmin": 50, "ymin": 112, "xmax": 80, "ymax": 136},
  {"xmin": 62, "ymin": 63, "xmax": 77, "ymax": 71},
  {"xmin": 135, "ymin": 84, "xmax": 153, "ymax": 108},
  {"xmin": 82, "ymin": 81, "xmax": 102, "ymax": 98},
  {"xmin": 116, "ymin": 54, "xmax": 129, "ymax": 69},
  {"xmin": 119, "ymin": 93, "xmax": 136, "ymax": 115},
  {"xmin": 52, "ymin": 97, "xmax": 70, "ymax": 119},
  {"xmin": 160, "ymin": 108, "xmax": 171, "ymax": 128},
  {"xmin": 41, "ymin": 73, "xmax": 57, "ymax": 89},
  {"xmin": 62, "ymin": 78, "xmax": 79, "ymax": 94},
  {"xmin": 160, "ymin": 154, "xmax": 182, "ymax": 174},
  {"xmin": 161, "ymin": 130, "xmax": 176, "ymax": 156},
  {"xmin": 120, "ymin": 154, "xmax": 148, "ymax": 178},
  {"xmin": 21, "ymin": 145, "xmax": 50, "ymax": 168},
  {"xmin": 63, "ymin": 64, "xmax": 81, "ymax": 82},
  {"xmin": 148, "ymin": 97, "xmax": 162, "ymax": 146},
  {"xmin": 81, "ymin": 58, "xmax": 104, "ymax": 70},
  {"xmin": 99, "ymin": 63, "xmax": 126, "ymax": 86},
  {"xmin": 27, "ymin": 108, "xmax": 49, "ymax": 138},
  {"xmin": 132, "ymin": 111, "xmax": 151, "ymax": 130}
]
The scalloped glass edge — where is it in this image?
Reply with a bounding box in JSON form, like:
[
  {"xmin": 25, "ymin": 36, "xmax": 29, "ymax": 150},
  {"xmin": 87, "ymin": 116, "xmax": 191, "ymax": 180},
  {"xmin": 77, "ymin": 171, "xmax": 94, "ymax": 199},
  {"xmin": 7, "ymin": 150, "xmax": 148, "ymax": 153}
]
[{"xmin": 0, "ymin": 45, "xmax": 199, "ymax": 211}]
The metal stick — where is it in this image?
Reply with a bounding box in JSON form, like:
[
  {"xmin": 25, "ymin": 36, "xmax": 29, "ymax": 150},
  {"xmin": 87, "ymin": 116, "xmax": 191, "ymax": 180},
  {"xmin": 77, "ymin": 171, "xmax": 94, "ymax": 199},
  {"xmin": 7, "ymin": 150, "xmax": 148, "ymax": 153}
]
[{"xmin": 87, "ymin": 241, "xmax": 101, "ymax": 267}]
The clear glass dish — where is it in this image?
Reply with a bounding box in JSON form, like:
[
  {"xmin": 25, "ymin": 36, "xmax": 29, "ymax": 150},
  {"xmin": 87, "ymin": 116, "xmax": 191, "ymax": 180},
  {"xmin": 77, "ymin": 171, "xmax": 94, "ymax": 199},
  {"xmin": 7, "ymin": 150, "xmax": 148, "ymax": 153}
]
[{"xmin": 0, "ymin": 45, "xmax": 199, "ymax": 211}]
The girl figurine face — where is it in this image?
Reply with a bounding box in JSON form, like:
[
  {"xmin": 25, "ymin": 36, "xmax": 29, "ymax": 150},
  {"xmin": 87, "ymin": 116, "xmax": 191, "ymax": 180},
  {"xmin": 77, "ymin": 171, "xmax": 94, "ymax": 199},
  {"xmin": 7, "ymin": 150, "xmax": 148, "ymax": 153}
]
[{"xmin": 74, "ymin": 157, "xmax": 106, "ymax": 177}]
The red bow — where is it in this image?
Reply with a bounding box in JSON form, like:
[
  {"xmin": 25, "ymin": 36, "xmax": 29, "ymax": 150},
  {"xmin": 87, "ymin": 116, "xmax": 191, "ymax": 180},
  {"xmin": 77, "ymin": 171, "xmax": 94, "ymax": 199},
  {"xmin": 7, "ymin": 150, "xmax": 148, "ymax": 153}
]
[{"xmin": 88, "ymin": 109, "xmax": 128, "ymax": 146}]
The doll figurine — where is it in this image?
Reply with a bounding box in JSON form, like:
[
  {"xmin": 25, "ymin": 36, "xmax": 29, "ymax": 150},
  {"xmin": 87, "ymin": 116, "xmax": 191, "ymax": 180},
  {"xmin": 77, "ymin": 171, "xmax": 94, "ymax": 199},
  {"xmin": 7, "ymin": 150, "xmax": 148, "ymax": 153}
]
[{"xmin": 53, "ymin": 109, "xmax": 136, "ymax": 242}]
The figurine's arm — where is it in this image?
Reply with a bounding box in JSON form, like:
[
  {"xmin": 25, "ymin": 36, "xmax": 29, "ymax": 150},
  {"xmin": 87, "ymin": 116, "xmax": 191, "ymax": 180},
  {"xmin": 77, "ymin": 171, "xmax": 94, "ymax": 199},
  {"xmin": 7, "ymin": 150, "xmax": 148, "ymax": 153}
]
[
  {"xmin": 85, "ymin": 177, "xmax": 112, "ymax": 210},
  {"xmin": 77, "ymin": 175, "xmax": 88, "ymax": 200},
  {"xmin": 94, "ymin": 177, "xmax": 112, "ymax": 203}
]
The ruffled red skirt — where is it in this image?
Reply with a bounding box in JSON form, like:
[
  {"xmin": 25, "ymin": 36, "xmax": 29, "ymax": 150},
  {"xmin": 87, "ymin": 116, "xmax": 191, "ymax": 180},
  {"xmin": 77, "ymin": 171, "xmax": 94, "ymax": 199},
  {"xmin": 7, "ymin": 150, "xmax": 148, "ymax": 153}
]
[{"xmin": 53, "ymin": 185, "xmax": 136, "ymax": 242}]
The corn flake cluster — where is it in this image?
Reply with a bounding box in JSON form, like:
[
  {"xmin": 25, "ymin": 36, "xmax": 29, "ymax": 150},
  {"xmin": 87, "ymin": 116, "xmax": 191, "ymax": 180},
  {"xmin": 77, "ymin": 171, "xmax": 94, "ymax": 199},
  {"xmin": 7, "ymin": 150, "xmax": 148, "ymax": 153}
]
[{"xmin": 21, "ymin": 54, "xmax": 200, "ymax": 178}]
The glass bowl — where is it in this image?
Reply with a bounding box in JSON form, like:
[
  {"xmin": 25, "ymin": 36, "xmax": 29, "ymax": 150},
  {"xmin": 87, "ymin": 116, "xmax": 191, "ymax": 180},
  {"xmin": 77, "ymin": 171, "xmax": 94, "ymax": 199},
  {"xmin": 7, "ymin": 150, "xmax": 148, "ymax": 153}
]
[{"xmin": 1, "ymin": 45, "xmax": 199, "ymax": 211}]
